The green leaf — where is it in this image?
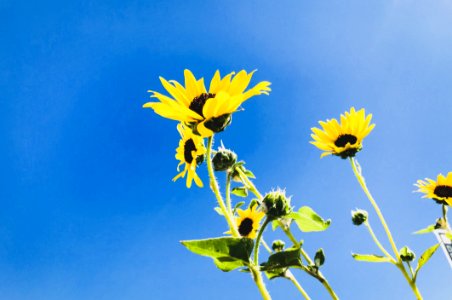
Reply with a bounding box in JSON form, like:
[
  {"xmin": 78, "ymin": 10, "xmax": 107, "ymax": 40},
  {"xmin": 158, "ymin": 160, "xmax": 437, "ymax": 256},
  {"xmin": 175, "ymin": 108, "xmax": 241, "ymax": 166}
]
[
  {"xmin": 181, "ymin": 237, "xmax": 254, "ymax": 272},
  {"xmin": 233, "ymin": 201, "xmax": 245, "ymax": 213},
  {"xmin": 289, "ymin": 206, "xmax": 331, "ymax": 232},
  {"xmin": 314, "ymin": 248, "xmax": 325, "ymax": 267},
  {"xmin": 231, "ymin": 187, "xmax": 248, "ymax": 197},
  {"xmin": 264, "ymin": 269, "xmax": 287, "ymax": 280},
  {"xmin": 214, "ymin": 207, "xmax": 224, "ymax": 216},
  {"xmin": 261, "ymin": 247, "xmax": 303, "ymax": 271},
  {"xmin": 413, "ymin": 224, "xmax": 436, "ymax": 235},
  {"xmin": 244, "ymin": 169, "xmax": 256, "ymax": 179},
  {"xmin": 445, "ymin": 232, "xmax": 452, "ymax": 240},
  {"xmin": 414, "ymin": 244, "xmax": 440, "ymax": 279},
  {"xmin": 352, "ymin": 253, "xmax": 392, "ymax": 263},
  {"xmin": 271, "ymin": 220, "xmax": 279, "ymax": 231}
]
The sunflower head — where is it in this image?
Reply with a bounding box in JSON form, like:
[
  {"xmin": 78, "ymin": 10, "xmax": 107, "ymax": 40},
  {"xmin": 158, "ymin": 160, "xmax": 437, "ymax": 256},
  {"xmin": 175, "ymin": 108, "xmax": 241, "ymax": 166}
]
[
  {"xmin": 143, "ymin": 69, "xmax": 271, "ymax": 137},
  {"xmin": 310, "ymin": 107, "xmax": 375, "ymax": 159},
  {"xmin": 235, "ymin": 206, "xmax": 265, "ymax": 239},
  {"xmin": 172, "ymin": 124, "xmax": 206, "ymax": 188},
  {"xmin": 415, "ymin": 172, "xmax": 452, "ymax": 206}
]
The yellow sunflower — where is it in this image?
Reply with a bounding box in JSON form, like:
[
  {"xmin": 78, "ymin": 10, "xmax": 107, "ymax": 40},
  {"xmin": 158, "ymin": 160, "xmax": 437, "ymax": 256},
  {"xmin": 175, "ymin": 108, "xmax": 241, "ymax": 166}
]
[
  {"xmin": 415, "ymin": 172, "xmax": 452, "ymax": 206},
  {"xmin": 235, "ymin": 206, "xmax": 265, "ymax": 239},
  {"xmin": 173, "ymin": 123, "xmax": 206, "ymax": 188},
  {"xmin": 310, "ymin": 107, "xmax": 375, "ymax": 159},
  {"xmin": 143, "ymin": 69, "xmax": 271, "ymax": 137}
]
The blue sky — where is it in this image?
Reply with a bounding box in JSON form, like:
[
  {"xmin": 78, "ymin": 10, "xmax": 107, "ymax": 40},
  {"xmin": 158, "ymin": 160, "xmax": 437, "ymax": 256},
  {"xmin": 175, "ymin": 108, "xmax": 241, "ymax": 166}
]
[{"xmin": 2, "ymin": 0, "xmax": 452, "ymax": 299}]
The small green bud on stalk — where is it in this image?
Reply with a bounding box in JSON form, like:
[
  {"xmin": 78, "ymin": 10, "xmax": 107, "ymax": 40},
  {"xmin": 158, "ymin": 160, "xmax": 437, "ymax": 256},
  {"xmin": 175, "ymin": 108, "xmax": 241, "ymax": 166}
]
[
  {"xmin": 262, "ymin": 189, "xmax": 292, "ymax": 220},
  {"xmin": 272, "ymin": 240, "xmax": 285, "ymax": 252},
  {"xmin": 399, "ymin": 246, "xmax": 415, "ymax": 262},
  {"xmin": 351, "ymin": 209, "xmax": 368, "ymax": 226}
]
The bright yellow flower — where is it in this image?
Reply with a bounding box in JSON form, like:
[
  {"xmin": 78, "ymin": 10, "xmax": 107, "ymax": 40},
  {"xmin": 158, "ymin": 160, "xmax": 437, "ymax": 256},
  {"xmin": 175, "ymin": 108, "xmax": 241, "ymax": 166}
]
[
  {"xmin": 415, "ymin": 172, "xmax": 452, "ymax": 206},
  {"xmin": 143, "ymin": 69, "xmax": 271, "ymax": 137},
  {"xmin": 235, "ymin": 206, "xmax": 265, "ymax": 239},
  {"xmin": 310, "ymin": 107, "xmax": 375, "ymax": 159},
  {"xmin": 173, "ymin": 124, "xmax": 206, "ymax": 188}
]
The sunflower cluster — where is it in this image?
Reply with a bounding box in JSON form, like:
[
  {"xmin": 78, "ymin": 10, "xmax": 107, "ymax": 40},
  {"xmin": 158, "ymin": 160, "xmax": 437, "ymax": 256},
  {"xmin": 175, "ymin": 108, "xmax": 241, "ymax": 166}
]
[{"xmin": 144, "ymin": 69, "xmax": 270, "ymax": 188}]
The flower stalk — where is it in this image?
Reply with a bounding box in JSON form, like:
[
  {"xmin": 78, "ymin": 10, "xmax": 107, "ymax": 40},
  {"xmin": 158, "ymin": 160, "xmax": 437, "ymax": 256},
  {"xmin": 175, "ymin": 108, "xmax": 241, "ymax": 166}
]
[
  {"xmin": 349, "ymin": 157, "xmax": 423, "ymax": 299},
  {"xmin": 206, "ymin": 136, "xmax": 240, "ymax": 237}
]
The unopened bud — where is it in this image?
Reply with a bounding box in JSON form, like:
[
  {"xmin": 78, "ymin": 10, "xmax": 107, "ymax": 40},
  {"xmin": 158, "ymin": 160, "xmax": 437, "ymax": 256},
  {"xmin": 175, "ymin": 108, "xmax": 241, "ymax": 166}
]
[
  {"xmin": 272, "ymin": 240, "xmax": 285, "ymax": 252},
  {"xmin": 212, "ymin": 146, "xmax": 237, "ymax": 171},
  {"xmin": 399, "ymin": 246, "xmax": 415, "ymax": 262},
  {"xmin": 351, "ymin": 209, "xmax": 368, "ymax": 226},
  {"xmin": 262, "ymin": 189, "xmax": 292, "ymax": 220}
]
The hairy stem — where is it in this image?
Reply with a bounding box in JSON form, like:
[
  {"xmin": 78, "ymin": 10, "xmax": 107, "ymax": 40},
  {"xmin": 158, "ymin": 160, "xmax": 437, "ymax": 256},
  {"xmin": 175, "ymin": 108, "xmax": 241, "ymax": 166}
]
[{"xmin": 206, "ymin": 136, "xmax": 239, "ymax": 237}]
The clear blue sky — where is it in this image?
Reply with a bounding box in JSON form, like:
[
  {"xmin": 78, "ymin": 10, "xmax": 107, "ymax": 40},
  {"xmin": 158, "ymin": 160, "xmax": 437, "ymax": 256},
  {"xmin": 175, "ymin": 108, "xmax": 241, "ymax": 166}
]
[{"xmin": 2, "ymin": 1, "xmax": 452, "ymax": 299}]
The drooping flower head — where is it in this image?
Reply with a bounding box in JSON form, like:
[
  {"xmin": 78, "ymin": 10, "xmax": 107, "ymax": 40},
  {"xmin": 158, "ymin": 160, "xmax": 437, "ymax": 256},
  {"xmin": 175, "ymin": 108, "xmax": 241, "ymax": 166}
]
[
  {"xmin": 173, "ymin": 123, "xmax": 206, "ymax": 188},
  {"xmin": 310, "ymin": 107, "xmax": 375, "ymax": 159},
  {"xmin": 143, "ymin": 69, "xmax": 271, "ymax": 137},
  {"xmin": 235, "ymin": 206, "xmax": 265, "ymax": 239},
  {"xmin": 415, "ymin": 172, "xmax": 452, "ymax": 206}
]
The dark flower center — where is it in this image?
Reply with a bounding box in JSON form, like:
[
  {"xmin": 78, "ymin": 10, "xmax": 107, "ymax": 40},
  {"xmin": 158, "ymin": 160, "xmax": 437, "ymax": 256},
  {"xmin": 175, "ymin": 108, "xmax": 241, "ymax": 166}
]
[
  {"xmin": 434, "ymin": 185, "xmax": 452, "ymax": 198},
  {"xmin": 238, "ymin": 218, "xmax": 254, "ymax": 237},
  {"xmin": 334, "ymin": 134, "xmax": 358, "ymax": 148},
  {"xmin": 189, "ymin": 93, "xmax": 215, "ymax": 117},
  {"xmin": 184, "ymin": 138, "xmax": 197, "ymax": 164}
]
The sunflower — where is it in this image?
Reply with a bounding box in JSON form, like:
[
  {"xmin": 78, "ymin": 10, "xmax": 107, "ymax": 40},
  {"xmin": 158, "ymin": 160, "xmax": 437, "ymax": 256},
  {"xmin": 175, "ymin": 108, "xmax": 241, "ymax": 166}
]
[
  {"xmin": 235, "ymin": 206, "xmax": 265, "ymax": 239},
  {"xmin": 143, "ymin": 69, "xmax": 271, "ymax": 137},
  {"xmin": 173, "ymin": 123, "xmax": 206, "ymax": 188},
  {"xmin": 310, "ymin": 107, "xmax": 375, "ymax": 159},
  {"xmin": 415, "ymin": 172, "xmax": 452, "ymax": 206}
]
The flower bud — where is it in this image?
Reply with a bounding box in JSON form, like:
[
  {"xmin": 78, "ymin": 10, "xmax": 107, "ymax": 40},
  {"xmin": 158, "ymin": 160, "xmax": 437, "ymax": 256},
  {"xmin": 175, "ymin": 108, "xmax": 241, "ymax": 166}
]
[
  {"xmin": 272, "ymin": 240, "xmax": 285, "ymax": 252},
  {"xmin": 212, "ymin": 145, "xmax": 237, "ymax": 171},
  {"xmin": 262, "ymin": 189, "xmax": 292, "ymax": 220},
  {"xmin": 351, "ymin": 209, "xmax": 368, "ymax": 226},
  {"xmin": 399, "ymin": 246, "xmax": 415, "ymax": 262}
]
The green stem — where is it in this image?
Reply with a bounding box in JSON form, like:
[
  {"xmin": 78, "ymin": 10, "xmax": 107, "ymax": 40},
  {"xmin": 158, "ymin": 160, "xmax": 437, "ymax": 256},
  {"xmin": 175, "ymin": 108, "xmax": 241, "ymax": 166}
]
[
  {"xmin": 225, "ymin": 172, "xmax": 233, "ymax": 215},
  {"xmin": 364, "ymin": 221, "xmax": 395, "ymax": 262},
  {"xmin": 349, "ymin": 158, "xmax": 400, "ymax": 257},
  {"xmin": 407, "ymin": 262, "xmax": 415, "ymax": 278},
  {"xmin": 287, "ymin": 271, "xmax": 311, "ymax": 300},
  {"xmin": 236, "ymin": 167, "xmax": 338, "ymax": 300},
  {"xmin": 442, "ymin": 204, "xmax": 451, "ymax": 231},
  {"xmin": 250, "ymin": 266, "xmax": 272, "ymax": 300},
  {"xmin": 206, "ymin": 136, "xmax": 239, "ymax": 237},
  {"xmin": 254, "ymin": 218, "xmax": 271, "ymax": 265},
  {"xmin": 349, "ymin": 158, "xmax": 422, "ymax": 299},
  {"xmin": 261, "ymin": 238, "xmax": 273, "ymax": 253}
]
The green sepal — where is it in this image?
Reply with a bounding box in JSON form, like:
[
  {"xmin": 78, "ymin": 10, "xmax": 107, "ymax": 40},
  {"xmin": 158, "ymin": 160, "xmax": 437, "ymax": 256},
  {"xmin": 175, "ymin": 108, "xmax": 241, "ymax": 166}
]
[
  {"xmin": 352, "ymin": 253, "xmax": 392, "ymax": 263},
  {"xmin": 314, "ymin": 248, "xmax": 325, "ymax": 267},
  {"xmin": 289, "ymin": 206, "xmax": 331, "ymax": 232},
  {"xmin": 231, "ymin": 187, "xmax": 248, "ymax": 197},
  {"xmin": 413, "ymin": 224, "xmax": 436, "ymax": 235},
  {"xmin": 414, "ymin": 243, "xmax": 440, "ymax": 280},
  {"xmin": 181, "ymin": 237, "xmax": 254, "ymax": 272},
  {"xmin": 260, "ymin": 247, "xmax": 303, "ymax": 272},
  {"xmin": 233, "ymin": 201, "xmax": 245, "ymax": 213},
  {"xmin": 271, "ymin": 220, "xmax": 279, "ymax": 231}
]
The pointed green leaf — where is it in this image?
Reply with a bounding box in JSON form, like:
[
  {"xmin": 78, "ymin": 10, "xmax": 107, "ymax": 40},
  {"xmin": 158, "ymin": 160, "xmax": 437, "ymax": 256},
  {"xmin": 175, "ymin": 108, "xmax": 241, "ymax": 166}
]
[
  {"xmin": 214, "ymin": 207, "xmax": 224, "ymax": 216},
  {"xmin": 231, "ymin": 187, "xmax": 248, "ymax": 197},
  {"xmin": 413, "ymin": 224, "xmax": 436, "ymax": 235},
  {"xmin": 244, "ymin": 169, "xmax": 256, "ymax": 179},
  {"xmin": 261, "ymin": 247, "xmax": 303, "ymax": 271},
  {"xmin": 289, "ymin": 206, "xmax": 331, "ymax": 232},
  {"xmin": 352, "ymin": 253, "xmax": 391, "ymax": 263},
  {"xmin": 445, "ymin": 232, "xmax": 452, "ymax": 240},
  {"xmin": 271, "ymin": 220, "xmax": 279, "ymax": 231},
  {"xmin": 181, "ymin": 237, "xmax": 254, "ymax": 272},
  {"xmin": 414, "ymin": 243, "xmax": 440, "ymax": 279},
  {"xmin": 233, "ymin": 201, "xmax": 245, "ymax": 213}
]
